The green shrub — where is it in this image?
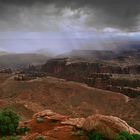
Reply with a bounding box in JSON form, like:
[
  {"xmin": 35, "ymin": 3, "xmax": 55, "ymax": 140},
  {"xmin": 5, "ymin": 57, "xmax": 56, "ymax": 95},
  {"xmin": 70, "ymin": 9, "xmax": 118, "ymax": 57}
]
[
  {"xmin": 0, "ymin": 137, "xmax": 7, "ymax": 140},
  {"xmin": 116, "ymin": 131, "xmax": 140, "ymax": 140},
  {"xmin": 131, "ymin": 134, "xmax": 140, "ymax": 140},
  {"xmin": 0, "ymin": 108, "xmax": 19, "ymax": 135},
  {"xmin": 9, "ymin": 136, "xmax": 20, "ymax": 140},
  {"xmin": 87, "ymin": 131, "xmax": 104, "ymax": 140},
  {"xmin": 116, "ymin": 135, "xmax": 127, "ymax": 140},
  {"xmin": 0, "ymin": 136, "xmax": 19, "ymax": 140},
  {"xmin": 117, "ymin": 131, "xmax": 135, "ymax": 140}
]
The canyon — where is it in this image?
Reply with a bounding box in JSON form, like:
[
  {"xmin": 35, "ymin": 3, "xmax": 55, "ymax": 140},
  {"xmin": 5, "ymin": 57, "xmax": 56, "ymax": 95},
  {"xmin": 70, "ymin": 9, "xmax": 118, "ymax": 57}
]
[{"xmin": 0, "ymin": 49, "xmax": 139, "ymax": 139}]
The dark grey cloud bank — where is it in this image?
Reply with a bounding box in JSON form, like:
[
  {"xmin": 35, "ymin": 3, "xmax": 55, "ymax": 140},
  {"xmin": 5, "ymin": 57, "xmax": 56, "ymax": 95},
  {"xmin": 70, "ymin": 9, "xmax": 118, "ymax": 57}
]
[
  {"xmin": 0, "ymin": 0, "xmax": 140, "ymax": 54},
  {"xmin": 0, "ymin": 0, "xmax": 140, "ymax": 31}
]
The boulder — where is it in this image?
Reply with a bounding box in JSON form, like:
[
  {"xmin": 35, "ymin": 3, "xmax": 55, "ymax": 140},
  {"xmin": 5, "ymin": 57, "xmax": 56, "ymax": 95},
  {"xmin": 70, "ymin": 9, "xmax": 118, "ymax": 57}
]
[{"xmin": 83, "ymin": 114, "xmax": 140, "ymax": 140}]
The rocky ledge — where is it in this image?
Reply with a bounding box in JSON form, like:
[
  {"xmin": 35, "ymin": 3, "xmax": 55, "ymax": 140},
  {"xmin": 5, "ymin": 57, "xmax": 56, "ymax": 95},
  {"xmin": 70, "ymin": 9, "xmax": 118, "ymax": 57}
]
[{"xmin": 20, "ymin": 110, "xmax": 139, "ymax": 140}]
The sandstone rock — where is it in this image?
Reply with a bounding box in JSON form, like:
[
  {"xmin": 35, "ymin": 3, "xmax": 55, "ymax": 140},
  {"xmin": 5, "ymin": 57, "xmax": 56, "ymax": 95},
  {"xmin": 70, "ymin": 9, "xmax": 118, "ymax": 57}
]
[
  {"xmin": 33, "ymin": 110, "xmax": 68, "ymax": 121},
  {"xmin": 21, "ymin": 132, "xmax": 40, "ymax": 140},
  {"xmin": 44, "ymin": 125, "xmax": 86, "ymax": 140},
  {"xmin": 61, "ymin": 118, "xmax": 85, "ymax": 128},
  {"xmin": 83, "ymin": 114, "xmax": 140, "ymax": 140},
  {"xmin": 20, "ymin": 110, "xmax": 140, "ymax": 140}
]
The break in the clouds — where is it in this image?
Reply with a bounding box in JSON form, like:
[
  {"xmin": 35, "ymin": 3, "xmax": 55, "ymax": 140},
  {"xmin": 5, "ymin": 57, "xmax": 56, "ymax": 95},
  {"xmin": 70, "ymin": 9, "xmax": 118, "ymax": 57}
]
[{"xmin": 0, "ymin": 0, "xmax": 140, "ymax": 31}]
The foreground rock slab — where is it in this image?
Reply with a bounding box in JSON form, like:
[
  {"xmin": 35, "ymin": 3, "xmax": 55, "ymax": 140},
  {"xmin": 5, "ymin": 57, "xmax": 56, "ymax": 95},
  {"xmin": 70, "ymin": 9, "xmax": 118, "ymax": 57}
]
[
  {"xmin": 83, "ymin": 114, "xmax": 139, "ymax": 140},
  {"xmin": 21, "ymin": 110, "xmax": 139, "ymax": 140}
]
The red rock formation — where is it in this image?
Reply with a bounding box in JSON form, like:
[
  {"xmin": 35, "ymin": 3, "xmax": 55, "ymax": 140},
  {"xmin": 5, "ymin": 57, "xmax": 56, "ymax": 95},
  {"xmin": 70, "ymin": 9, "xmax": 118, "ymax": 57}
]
[
  {"xmin": 41, "ymin": 59, "xmax": 140, "ymax": 98},
  {"xmin": 83, "ymin": 114, "xmax": 139, "ymax": 140},
  {"xmin": 20, "ymin": 110, "xmax": 139, "ymax": 140}
]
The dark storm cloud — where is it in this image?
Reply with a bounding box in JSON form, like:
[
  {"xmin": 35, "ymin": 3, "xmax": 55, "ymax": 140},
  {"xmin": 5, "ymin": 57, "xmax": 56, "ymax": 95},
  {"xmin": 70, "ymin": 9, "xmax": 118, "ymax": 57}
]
[
  {"xmin": 0, "ymin": 0, "xmax": 140, "ymax": 31},
  {"xmin": 0, "ymin": 0, "xmax": 140, "ymax": 53}
]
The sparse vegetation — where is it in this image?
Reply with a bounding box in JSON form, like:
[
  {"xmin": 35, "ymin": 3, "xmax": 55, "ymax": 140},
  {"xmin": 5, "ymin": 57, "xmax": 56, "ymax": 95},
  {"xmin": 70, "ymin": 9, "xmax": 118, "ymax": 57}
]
[
  {"xmin": 0, "ymin": 108, "xmax": 30, "ymax": 140},
  {"xmin": 9, "ymin": 136, "xmax": 20, "ymax": 140},
  {"xmin": 132, "ymin": 134, "xmax": 140, "ymax": 140},
  {"xmin": 116, "ymin": 131, "xmax": 140, "ymax": 140},
  {"xmin": 87, "ymin": 131, "xmax": 104, "ymax": 140},
  {"xmin": 0, "ymin": 137, "xmax": 7, "ymax": 140},
  {"xmin": 0, "ymin": 136, "xmax": 20, "ymax": 140},
  {"xmin": 0, "ymin": 108, "xmax": 19, "ymax": 136}
]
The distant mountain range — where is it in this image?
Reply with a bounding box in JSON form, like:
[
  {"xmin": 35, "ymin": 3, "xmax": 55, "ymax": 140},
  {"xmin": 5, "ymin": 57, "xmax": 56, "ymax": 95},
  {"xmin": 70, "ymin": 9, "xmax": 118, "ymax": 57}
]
[
  {"xmin": 57, "ymin": 50, "xmax": 115, "ymax": 59},
  {"xmin": 0, "ymin": 42, "xmax": 139, "ymax": 69},
  {"xmin": 56, "ymin": 44, "xmax": 140, "ymax": 65}
]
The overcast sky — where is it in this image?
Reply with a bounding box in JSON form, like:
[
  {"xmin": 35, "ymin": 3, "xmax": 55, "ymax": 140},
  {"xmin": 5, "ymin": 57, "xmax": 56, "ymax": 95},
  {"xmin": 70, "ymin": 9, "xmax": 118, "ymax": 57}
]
[{"xmin": 0, "ymin": 0, "xmax": 140, "ymax": 54}]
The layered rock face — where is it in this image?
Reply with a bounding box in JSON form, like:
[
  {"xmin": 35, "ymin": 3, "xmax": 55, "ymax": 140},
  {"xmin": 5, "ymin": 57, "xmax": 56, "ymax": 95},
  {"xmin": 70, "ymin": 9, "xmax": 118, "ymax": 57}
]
[
  {"xmin": 41, "ymin": 59, "xmax": 140, "ymax": 98},
  {"xmin": 21, "ymin": 110, "xmax": 139, "ymax": 140},
  {"xmin": 42, "ymin": 58, "xmax": 140, "ymax": 75}
]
